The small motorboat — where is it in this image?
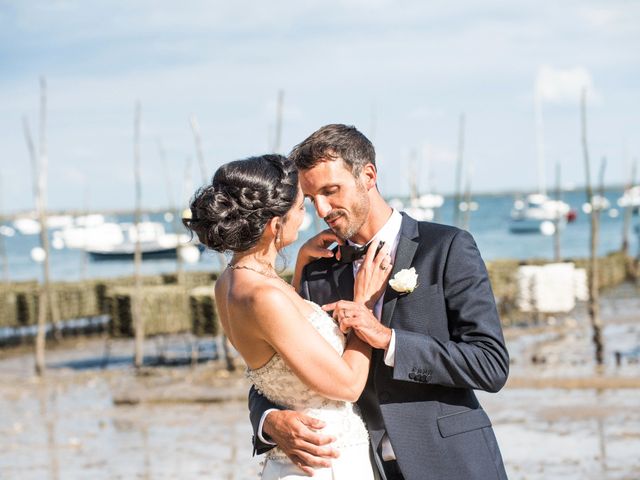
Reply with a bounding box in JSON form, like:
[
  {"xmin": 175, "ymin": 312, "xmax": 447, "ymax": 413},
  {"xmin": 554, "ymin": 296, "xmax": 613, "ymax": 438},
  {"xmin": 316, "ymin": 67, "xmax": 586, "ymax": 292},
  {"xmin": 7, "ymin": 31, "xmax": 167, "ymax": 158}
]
[
  {"xmin": 83, "ymin": 222, "xmax": 191, "ymax": 261},
  {"xmin": 509, "ymin": 193, "xmax": 574, "ymax": 235}
]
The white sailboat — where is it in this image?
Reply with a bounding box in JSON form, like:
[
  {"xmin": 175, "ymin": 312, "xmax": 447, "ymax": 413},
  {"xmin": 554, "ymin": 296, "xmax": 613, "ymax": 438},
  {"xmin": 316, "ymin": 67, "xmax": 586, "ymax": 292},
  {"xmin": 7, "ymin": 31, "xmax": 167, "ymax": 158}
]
[
  {"xmin": 398, "ymin": 149, "xmax": 444, "ymax": 222},
  {"xmin": 510, "ymin": 193, "xmax": 571, "ymax": 234},
  {"xmin": 509, "ymin": 88, "xmax": 573, "ymax": 235},
  {"xmin": 617, "ymin": 185, "xmax": 640, "ymax": 212},
  {"xmin": 84, "ymin": 221, "xmax": 191, "ymax": 261},
  {"xmin": 402, "ymin": 193, "xmax": 445, "ymax": 222}
]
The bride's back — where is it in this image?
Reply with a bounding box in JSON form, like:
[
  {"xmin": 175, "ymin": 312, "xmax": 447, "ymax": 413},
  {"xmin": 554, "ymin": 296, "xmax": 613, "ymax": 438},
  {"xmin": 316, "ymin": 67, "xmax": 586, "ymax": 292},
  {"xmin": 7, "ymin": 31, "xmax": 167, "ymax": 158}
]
[{"xmin": 215, "ymin": 268, "xmax": 309, "ymax": 370}]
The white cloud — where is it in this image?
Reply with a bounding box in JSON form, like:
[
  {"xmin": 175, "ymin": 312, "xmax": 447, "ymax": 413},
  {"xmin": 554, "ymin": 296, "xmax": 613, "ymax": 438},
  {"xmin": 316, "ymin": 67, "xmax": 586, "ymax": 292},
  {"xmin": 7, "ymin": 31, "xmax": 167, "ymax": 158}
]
[{"xmin": 535, "ymin": 65, "xmax": 599, "ymax": 104}]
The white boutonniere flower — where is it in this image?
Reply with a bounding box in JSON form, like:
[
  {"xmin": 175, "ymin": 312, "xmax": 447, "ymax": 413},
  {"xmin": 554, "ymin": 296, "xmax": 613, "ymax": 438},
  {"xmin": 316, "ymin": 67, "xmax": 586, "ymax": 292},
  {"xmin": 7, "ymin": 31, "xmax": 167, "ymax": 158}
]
[{"xmin": 389, "ymin": 267, "xmax": 418, "ymax": 294}]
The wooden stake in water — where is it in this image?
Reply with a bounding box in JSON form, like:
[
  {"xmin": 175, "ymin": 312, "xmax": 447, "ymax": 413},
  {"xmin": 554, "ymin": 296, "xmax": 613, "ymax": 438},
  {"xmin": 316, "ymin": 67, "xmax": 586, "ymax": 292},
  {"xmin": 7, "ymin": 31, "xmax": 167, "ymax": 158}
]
[
  {"xmin": 23, "ymin": 77, "xmax": 54, "ymax": 375},
  {"xmin": 553, "ymin": 162, "xmax": 562, "ymax": 262},
  {"xmin": 40, "ymin": 78, "xmax": 61, "ymax": 341},
  {"xmin": 189, "ymin": 115, "xmax": 208, "ymax": 184},
  {"xmin": 408, "ymin": 148, "xmax": 419, "ymax": 203},
  {"xmin": 158, "ymin": 139, "xmax": 183, "ymax": 284},
  {"xmin": 581, "ymin": 88, "xmax": 604, "ymax": 366},
  {"xmin": 22, "ymin": 118, "xmax": 48, "ymax": 376},
  {"xmin": 462, "ymin": 155, "xmax": 474, "ymax": 231},
  {"xmin": 621, "ymin": 159, "xmax": 637, "ymax": 255},
  {"xmin": 133, "ymin": 101, "xmax": 145, "ymax": 368},
  {"xmin": 0, "ymin": 175, "xmax": 8, "ymax": 281}
]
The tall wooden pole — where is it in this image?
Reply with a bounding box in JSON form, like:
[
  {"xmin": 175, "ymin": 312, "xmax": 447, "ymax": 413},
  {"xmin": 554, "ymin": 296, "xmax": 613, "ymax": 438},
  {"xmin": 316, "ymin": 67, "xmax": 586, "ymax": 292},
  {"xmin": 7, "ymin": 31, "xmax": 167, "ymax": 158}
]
[
  {"xmin": 621, "ymin": 159, "xmax": 637, "ymax": 255},
  {"xmin": 581, "ymin": 88, "xmax": 604, "ymax": 366},
  {"xmin": 189, "ymin": 117, "xmax": 226, "ymax": 273},
  {"xmin": 462, "ymin": 165, "xmax": 473, "ymax": 231},
  {"xmin": 158, "ymin": 139, "xmax": 183, "ymax": 283},
  {"xmin": 189, "ymin": 115, "xmax": 208, "ymax": 184},
  {"xmin": 553, "ymin": 162, "xmax": 562, "ymax": 262},
  {"xmin": 598, "ymin": 157, "xmax": 607, "ymax": 204},
  {"xmin": 23, "ymin": 117, "xmax": 45, "ymax": 346},
  {"xmin": 81, "ymin": 185, "xmax": 89, "ymax": 279},
  {"xmin": 453, "ymin": 113, "xmax": 465, "ymax": 227},
  {"xmin": 39, "ymin": 78, "xmax": 60, "ymax": 340},
  {"xmin": 534, "ymin": 93, "xmax": 547, "ymax": 196},
  {"xmin": 409, "ymin": 149, "xmax": 419, "ymax": 202},
  {"xmin": 23, "ymin": 77, "xmax": 54, "ymax": 375},
  {"xmin": 0, "ymin": 175, "xmax": 8, "ymax": 281},
  {"xmin": 133, "ymin": 101, "xmax": 144, "ymax": 368}
]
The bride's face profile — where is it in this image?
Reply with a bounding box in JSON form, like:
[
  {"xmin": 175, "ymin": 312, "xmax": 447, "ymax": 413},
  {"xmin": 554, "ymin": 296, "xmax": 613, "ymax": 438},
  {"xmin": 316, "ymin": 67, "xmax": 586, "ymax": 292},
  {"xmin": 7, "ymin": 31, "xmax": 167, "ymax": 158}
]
[{"xmin": 277, "ymin": 186, "xmax": 305, "ymax": 249}]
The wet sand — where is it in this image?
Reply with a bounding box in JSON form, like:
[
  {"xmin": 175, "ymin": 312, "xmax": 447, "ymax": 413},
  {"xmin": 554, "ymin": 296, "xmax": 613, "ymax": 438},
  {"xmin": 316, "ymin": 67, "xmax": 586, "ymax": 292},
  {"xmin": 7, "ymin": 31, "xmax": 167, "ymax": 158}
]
[{"xmin": 1, "ymin": 283, "xmax": 639, "ymax": 479}]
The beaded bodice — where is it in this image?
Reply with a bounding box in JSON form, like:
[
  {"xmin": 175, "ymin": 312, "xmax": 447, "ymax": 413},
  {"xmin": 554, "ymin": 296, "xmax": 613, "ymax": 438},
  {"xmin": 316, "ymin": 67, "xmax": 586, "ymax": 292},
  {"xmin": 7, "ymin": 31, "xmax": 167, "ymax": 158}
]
[{"xmin": 246, "ymin": 300, "xmax": 370, "ymax": 460}]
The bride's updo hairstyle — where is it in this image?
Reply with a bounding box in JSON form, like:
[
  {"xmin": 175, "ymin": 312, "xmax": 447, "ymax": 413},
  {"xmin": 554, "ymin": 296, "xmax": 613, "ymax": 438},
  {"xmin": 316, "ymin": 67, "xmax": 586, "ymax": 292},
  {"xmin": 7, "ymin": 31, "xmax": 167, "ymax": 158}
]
[{"xmin": 183, "ymin": 154, "xmax": 298, "ymax": 253}]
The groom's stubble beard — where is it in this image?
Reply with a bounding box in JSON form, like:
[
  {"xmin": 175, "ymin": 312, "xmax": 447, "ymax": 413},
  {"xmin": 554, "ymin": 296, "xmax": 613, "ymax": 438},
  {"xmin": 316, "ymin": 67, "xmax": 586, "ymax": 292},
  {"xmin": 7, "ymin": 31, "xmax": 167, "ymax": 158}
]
[{"xmin": 324, "ymin": 180, "xmax": 370, "ymax": 241}]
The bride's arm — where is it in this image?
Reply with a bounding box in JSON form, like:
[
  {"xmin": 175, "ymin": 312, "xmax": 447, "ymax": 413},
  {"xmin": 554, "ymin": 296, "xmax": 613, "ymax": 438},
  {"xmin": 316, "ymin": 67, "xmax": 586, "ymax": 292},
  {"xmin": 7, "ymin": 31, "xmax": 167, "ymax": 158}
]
[
  {"xmin": 249, "ymin": 239, "xmax": 391, "ymax": 402},
  {"xmin": 247, "ymin": 286, "xmax": 371, "ymax": 402},
  {"xmin": 291, "ymin": 229, "xmax": 340, "ymax": 292}
]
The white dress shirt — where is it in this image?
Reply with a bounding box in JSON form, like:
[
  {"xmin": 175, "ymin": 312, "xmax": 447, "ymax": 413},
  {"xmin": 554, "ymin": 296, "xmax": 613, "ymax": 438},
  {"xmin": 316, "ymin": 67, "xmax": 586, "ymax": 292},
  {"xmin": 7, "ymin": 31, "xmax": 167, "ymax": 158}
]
[
  {"xmin": 349, "ymin": 209, "xmax": 402, "ymax": 461},
  {"xmin": 259, "ymin": 209, "xmax": 403, "ymax": 461}
]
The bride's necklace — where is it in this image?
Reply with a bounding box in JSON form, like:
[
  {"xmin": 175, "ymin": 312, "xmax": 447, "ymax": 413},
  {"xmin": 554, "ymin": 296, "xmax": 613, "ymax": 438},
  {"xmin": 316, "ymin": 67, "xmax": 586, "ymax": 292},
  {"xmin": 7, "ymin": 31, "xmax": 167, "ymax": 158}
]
[{"xmin": 227, "ymin": 260, "xmax": 293, "ymax": 289}]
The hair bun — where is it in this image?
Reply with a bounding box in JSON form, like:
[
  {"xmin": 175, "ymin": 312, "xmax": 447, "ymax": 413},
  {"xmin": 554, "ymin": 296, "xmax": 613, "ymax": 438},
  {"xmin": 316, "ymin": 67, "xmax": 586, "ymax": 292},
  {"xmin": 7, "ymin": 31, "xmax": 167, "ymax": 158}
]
[{"xmin": 183, "ymin": 154, "xmax": 298, "ymax": 253}]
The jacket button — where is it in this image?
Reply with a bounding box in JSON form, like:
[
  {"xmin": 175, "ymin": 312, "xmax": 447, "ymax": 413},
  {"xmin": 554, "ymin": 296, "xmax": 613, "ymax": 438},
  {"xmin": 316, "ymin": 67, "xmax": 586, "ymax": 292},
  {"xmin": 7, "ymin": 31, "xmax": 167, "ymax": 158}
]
[
  {"xmin": 380, "ymin": 391, "xmax": 390, "ymax": 402},
  {"xmin": 408, "ymin": 372, "xmax": 416, "ymax": 380}
]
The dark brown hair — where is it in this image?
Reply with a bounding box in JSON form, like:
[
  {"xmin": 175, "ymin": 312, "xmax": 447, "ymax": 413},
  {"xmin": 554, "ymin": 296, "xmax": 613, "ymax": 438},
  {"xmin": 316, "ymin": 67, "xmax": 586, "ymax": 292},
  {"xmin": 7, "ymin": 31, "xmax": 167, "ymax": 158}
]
[
  {"xmin": 183, "ymin": 154, "xmax": 298, "ymax": 253},
  {"xmin": 289, "ymin": 124, "xmax": 375, "ymax": 176}
]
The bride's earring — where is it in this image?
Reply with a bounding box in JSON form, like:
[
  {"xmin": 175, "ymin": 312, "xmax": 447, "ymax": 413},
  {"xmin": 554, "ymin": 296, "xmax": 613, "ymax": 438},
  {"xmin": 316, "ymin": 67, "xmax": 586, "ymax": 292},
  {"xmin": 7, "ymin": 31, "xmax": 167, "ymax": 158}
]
[{"xmin": 274, "ymin": 222, "xmax": 282, "ymax": 248}]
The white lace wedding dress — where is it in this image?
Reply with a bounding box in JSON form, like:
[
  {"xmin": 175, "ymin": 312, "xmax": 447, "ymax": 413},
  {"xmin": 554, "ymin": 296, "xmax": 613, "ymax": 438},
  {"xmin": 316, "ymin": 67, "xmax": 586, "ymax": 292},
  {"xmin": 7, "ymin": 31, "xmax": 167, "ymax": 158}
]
[{"xmin": 247, "ymin": 301, "xmax": 377, "ymax": 479}]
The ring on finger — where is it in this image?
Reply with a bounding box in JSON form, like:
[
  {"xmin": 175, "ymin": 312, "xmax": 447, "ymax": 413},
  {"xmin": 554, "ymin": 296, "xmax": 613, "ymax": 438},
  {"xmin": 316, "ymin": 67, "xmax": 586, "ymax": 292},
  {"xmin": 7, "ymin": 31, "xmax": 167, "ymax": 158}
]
[{"xmin": 380, "ymin": 264, "xmax": 388, "ymax": 270}]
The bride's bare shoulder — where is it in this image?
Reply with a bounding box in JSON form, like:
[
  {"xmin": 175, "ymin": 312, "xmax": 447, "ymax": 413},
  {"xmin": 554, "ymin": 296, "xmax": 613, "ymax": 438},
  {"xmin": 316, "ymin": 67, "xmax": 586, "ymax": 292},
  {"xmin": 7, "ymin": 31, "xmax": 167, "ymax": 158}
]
[{"xmin": 222, "ymin": 272, "xmax": 294, "ymax": 317}]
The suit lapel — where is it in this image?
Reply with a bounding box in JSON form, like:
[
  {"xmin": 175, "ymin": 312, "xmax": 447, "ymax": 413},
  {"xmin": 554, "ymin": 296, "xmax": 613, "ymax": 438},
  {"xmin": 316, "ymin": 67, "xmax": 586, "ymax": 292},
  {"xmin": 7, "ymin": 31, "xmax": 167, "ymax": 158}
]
[{"xmin": 381, "ymin": 214, "xmax": 419, "ymax": 327}]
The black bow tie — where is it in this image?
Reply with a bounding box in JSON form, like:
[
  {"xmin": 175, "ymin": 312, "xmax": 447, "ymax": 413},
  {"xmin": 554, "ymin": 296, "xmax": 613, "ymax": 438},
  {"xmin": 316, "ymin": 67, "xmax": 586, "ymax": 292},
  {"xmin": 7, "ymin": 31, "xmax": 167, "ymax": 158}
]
[{"xmin": 338, "ymin": 240, "xmax": 385, "ymax": 263}]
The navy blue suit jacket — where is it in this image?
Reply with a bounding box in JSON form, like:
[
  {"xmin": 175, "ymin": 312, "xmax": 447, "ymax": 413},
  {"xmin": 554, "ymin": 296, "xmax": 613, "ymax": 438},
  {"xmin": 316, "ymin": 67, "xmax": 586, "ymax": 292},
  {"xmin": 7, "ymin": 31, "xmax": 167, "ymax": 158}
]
[{"xmin": 249, "ymin": 214, "xmax": 509, "ymax": 480}]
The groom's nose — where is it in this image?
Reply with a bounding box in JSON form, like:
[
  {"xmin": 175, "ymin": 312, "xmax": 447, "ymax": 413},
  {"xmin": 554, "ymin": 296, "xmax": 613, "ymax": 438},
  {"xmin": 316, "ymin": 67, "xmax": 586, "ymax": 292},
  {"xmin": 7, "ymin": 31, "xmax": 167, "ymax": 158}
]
[{"xmin": 314, "ymin": 196, "xmax": 332, "ymax": 218}]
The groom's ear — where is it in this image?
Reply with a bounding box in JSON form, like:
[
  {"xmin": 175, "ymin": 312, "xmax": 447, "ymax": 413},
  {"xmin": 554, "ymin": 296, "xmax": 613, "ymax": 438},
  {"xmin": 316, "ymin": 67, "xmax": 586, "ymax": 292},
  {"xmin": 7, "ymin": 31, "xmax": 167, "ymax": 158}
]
[{"xmin": 360, "ymin": 163, "xmax": 377, "ymax": 191}]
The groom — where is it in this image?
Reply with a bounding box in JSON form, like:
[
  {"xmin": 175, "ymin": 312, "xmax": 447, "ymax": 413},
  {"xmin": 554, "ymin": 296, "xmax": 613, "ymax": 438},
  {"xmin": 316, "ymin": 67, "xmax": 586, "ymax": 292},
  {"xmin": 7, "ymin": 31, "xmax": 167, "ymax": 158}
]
[{"xmin": 249, "ymin": 124, "xmax": 509, "ymax": 480}]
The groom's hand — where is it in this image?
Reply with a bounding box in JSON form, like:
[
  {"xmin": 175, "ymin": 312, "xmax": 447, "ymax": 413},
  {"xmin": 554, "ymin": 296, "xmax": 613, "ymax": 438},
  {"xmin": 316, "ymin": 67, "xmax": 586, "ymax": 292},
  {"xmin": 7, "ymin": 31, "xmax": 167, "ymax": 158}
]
[
  {"xmin": 323, "ymin": 301, "xmax": 392, "ymax": 350},
  {"xmin": 262, "ymin": 410, "xmax": 339, "ymax": 475}
]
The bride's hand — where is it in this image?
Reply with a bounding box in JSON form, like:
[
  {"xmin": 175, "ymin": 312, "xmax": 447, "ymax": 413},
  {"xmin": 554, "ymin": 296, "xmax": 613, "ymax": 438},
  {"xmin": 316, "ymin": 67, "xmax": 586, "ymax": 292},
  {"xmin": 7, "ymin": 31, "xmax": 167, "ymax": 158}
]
[
  {"xmin": 292, "ymin": 229, "xmax": 341, "ymax": 291},
  {"xmin": 353, "ymin": 238, "xmax": 392, "ymax": 309},
  {"xmin": 298, "ymin": 229, "xmax": 341, "ymax": 266}
]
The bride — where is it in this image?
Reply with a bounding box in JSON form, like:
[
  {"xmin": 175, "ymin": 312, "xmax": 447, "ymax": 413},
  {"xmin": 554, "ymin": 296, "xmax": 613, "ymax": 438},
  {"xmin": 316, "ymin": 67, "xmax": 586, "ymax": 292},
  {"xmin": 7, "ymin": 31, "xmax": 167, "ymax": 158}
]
[{"xmin": 183, "ymin": 154, "xmax": 391, "ymax": 479}]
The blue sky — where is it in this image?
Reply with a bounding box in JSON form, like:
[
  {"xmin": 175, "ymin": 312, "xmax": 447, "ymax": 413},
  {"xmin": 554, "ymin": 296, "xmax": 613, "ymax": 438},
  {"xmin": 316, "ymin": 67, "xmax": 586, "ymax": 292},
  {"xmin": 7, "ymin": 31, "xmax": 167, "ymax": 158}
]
[{"xmin": 1, "ymin": 0, "xmax": 639, "ymax": 213}]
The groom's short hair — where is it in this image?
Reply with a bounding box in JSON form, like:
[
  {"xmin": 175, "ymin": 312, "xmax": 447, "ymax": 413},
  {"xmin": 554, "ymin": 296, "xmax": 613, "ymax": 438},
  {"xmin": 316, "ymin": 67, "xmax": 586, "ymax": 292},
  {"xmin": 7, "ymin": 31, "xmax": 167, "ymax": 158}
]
[{"xmin": 289, "ymin": 124, "xmax": 375, "ymax": 177}]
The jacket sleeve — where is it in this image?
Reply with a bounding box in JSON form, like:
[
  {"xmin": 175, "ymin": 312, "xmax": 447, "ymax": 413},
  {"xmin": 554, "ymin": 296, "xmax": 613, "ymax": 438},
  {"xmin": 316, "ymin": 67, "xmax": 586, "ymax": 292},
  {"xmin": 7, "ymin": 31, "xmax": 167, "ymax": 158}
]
[
  {"xmin": 392, "ymin": 230, "xmax": 509, "ymax": 393},
  {"xmin": 248, "ymin": 385, "xmax": 281, "ymax": 455}
]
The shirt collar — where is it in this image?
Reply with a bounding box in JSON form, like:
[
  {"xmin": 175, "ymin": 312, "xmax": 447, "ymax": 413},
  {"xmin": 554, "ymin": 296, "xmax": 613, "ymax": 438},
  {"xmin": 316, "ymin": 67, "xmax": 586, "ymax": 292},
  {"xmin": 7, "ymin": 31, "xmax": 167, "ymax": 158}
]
[{"xmin": 347, "ymin": 209, "xmax": 403, "ymax": 248}]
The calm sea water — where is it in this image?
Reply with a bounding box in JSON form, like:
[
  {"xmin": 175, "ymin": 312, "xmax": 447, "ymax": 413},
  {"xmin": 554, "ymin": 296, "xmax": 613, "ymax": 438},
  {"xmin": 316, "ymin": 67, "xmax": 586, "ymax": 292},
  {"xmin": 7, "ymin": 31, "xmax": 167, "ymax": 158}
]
[{"xmin": 1, "ymin": 188, "xmax": 638, "ymax": 283}]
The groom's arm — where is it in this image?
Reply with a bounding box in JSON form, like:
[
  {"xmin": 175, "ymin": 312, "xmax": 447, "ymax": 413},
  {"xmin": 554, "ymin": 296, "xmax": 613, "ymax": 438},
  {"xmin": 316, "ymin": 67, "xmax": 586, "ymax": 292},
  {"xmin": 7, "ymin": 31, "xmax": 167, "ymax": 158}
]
[
  {"xmin": 391, "ymin": 229, "xmax": 509, "ymax": 393},
  {"xmin": 248, "ymin": 386, "xmax": 281, "ymax": 455}
]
